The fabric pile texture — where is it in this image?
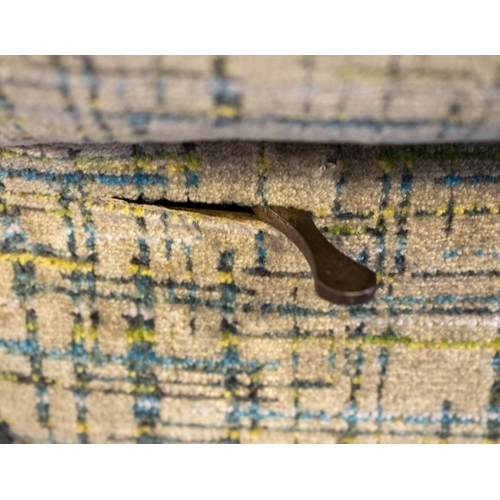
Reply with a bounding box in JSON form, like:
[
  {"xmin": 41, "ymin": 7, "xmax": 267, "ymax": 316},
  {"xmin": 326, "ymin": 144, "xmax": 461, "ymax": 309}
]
[
  {"xmin": 1, "ymin": 141, "xmax": 500, "ymax": 443},
  {"xmin": 1, "ymin": 55, "xmax": 499, "ymax": 444},
  {"xmin": 1, "ymin": 55, "xmax": 500, "ymax": 146}
]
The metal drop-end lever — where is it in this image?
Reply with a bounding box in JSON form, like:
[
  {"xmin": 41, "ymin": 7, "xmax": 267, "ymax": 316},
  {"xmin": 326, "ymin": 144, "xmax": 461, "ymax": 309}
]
[{"xmin": 253, "ymin": 206, "xmax": 377, "ymax": 305}]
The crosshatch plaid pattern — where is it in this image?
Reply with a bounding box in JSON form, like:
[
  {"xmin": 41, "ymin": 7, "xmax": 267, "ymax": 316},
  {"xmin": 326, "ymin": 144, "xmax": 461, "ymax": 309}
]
[
  {"xmin": 2, "ymin": 56, "xmax": 500, "ymax": 146},
  {"xmin": 1, "ymin": 141, "xmax": 500, "ymax": 443}
]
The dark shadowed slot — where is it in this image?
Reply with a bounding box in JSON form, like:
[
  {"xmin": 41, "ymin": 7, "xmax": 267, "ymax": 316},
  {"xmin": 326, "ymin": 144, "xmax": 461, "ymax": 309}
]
[{"xmin": 112, "ymin": 196, "xmax": 256, "ymax": 216}]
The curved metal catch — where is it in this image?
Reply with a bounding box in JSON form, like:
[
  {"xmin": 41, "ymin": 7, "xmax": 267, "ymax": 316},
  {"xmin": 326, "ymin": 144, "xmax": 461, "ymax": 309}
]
[{"xmin": 253, "ymin": 205, "xmax": 377, "ymax": 306}]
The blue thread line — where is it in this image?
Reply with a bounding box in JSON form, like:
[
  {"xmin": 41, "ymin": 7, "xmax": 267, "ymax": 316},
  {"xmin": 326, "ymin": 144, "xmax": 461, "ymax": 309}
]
[
  {"xmin": 0, "ymin": 338, "xmax": 277, "ymax": 373},
  {"xmin": 442, "ymin": 174, "xmax": 500, "ymax": 186},
  {"xmin": 0, "ymin": 167, "xmax": 169, "ymax": 187},
  {"xmin": 443, "ymin": 249, "xmax": 500, "ymax": 259}
]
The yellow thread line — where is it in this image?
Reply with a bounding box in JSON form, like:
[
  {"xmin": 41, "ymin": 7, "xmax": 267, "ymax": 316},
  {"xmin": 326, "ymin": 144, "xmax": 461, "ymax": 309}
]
[
  {"xmin": 126, "ymin": 327, "xmax": 156, "ymax": 344},
  {"xmin": 76, "ymin": 422, "xmax": 89, "ymax": 434},
  {"xmin": 129, "ymin": 264, "xmax": 154, "ymax": 276},
  {"xmin": 136, "ymin": 425, "xmax": 153, "ymax": 437},
  {"xmin": 0, "ymin": 372, "xmax": 19, "ymax": 382},
  {"xmin": 131, "ymin": 384, "xmax": 156, "ymax": 393},
  {"xmin": 215, "ymin": 104, "xmax": 240, "ymax": 119},
  {"xmin": 0, "ymin": 253, "xmax": 92, "ymax": 272},
  {"xmin": 218, "ymin": 271, "xmax": 233, "ymax": 284},
  {"xmin": 3, "ymin": 190, "xmax": 61, "ymax": 203},
  {"xmin": 422, "ymin": 205, "xmax": 499, "ymax": 216}
]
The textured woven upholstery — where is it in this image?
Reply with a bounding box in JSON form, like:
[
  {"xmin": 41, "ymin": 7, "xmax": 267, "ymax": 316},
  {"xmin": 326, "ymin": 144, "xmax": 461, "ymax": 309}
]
[
  {"xmin": 1, "ymin": 56, "xmax": 500, "ymax": 146},
  {"xmin": 1, "ymin": 142, "xmax": 500, "ymax": 443},
  {"xmin": 1, "ymin": 56, "xmax": 500, "ymax": 444}
]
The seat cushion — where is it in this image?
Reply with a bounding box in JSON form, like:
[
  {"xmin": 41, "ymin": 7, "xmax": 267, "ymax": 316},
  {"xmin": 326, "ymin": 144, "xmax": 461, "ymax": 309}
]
[
  {"xmin": 1, "ymin": 55, "xmax": 500, "ymax": 146},
  {"xmin": 1, "ymin": 141, "xmax": 500, "ymax": 443}
]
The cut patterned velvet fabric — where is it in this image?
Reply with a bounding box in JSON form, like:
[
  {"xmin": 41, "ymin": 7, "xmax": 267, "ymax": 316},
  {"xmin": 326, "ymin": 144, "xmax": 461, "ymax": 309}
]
[{"xmin": 1, "ymin": 142, "xmax": 500, "ymax": 443}]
